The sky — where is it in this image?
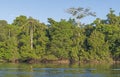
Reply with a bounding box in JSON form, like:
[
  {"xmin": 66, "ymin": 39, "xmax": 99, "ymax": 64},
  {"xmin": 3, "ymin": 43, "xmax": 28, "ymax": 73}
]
[{"xmin": 0, "ymin": 0, "xmax": 120, "ymax": 24}]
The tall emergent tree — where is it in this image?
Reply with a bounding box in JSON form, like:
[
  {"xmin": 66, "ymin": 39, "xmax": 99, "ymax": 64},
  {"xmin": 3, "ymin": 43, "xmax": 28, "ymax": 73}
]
[
  {"xmin": 18, "ymin": 16, "xmax": 48, "ymax": 61},
  {"xmin": 66, "ymin": 7, "xmax": 96, "ymax": 27},
  {"xmin": 21, "ymin": 17, "xmax": 40, "ymax": 50}
]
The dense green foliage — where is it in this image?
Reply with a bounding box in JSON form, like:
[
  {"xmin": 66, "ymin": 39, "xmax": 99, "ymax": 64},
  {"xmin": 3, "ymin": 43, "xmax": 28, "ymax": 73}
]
[{"xmin": 0, "ymin": 9, "xmax": 120, "ymax": 63}]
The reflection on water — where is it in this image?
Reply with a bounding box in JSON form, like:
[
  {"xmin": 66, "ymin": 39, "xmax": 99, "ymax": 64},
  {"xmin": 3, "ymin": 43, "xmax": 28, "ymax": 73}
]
[{"xmin": 0, "ymin": 63, "xmax": 119, "ymax": 77}]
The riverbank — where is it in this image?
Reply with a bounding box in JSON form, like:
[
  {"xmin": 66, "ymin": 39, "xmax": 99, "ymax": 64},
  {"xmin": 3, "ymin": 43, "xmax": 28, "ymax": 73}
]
[
  {"xmin": 1, "ymin": 58, "xmax": 119, "ymax": 65},
  {"xmin": 1, "ymin": 58, "xmax": 120, "ymax": 64}
]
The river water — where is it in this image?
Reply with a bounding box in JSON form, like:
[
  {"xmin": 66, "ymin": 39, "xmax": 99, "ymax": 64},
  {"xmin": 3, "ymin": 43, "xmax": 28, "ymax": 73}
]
[{"xmin": 0, "ymin": 63, "xmax": 119, "ymax": 77}]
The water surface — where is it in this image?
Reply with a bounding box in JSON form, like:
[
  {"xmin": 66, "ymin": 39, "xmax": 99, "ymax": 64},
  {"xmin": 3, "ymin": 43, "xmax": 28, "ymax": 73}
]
[{"xmin": 0, "ymin": 63, "xmax": 119, "ymax": 77}]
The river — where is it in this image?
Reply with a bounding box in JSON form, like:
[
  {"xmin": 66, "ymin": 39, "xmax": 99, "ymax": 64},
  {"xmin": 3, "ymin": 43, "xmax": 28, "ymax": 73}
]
[{"xmin": 0, "ymin": 63, "xmax": 119, "ymax": 77}]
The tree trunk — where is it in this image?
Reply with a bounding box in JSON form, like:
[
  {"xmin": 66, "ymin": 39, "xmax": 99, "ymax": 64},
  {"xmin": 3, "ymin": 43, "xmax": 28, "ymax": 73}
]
[
  {"xmin": 77, "ymin": 20, "xmax": 80, "ymax": 27},
  {"xmin": 8, "ymin": 29, "xmax": 11, "ymax": 38},
  {"xmin": 30, "ymin": 26, "xmax": 33, "ymax": 50}
]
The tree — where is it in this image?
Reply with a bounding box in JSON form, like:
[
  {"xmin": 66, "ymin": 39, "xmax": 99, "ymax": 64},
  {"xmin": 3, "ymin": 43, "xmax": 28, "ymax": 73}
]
[
  {"xmin": 48, "ymin": 18, "xmax": 87, "ymax": 62},
  {"xmin": 66, "ymin": 7, "xmax": 96, "ymax": 27},
  {"xmin": 94, "ymin": 9, "xmax": 120, "ymax": 61},
  {"xmin": 71, "ymin": 26, "xmax": 86, "ymax": 61},
  {"xmin": 18, "ymin": 17, "xmax": 48, "ymax": 61},
  {"xmin": 12, "ymin": 15, "xmax": 27, "ymax": 26},
  {"xmin": 48, "ymin": 19, "xmax": 73, "ymax": 60},
  {"xmin": 0, "ymin": 23, "xmax": 19, "ymax": 62},
  {"xmin": 0, "ymin": 20, "xmax": 8, "ymax": 26},
  {"xmin": 0, "ymin": 20, "xmax": 8, "ymax": 42},
  {"xmin": 88, "ymin": 30, "xmax": 111, "ymax": 61},
  {"xmin": 20, "ymin": 17, "xmax": 40, "ymax": 50}
]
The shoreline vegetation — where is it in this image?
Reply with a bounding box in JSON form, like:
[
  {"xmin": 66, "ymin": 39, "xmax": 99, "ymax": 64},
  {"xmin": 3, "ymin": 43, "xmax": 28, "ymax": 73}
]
[
  {"xmin": 0, "ymin": 58, "xmax": 120, "ymax": 64},
  {"xmin": 0, "ymin": 8, "xmax": 120, "ymax": 64}
]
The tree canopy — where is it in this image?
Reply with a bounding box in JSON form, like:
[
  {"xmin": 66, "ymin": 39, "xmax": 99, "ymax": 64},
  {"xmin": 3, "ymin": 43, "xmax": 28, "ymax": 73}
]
[{"xmin": 0, "ymin": 9, "xmax": 119, "ymax": 63}]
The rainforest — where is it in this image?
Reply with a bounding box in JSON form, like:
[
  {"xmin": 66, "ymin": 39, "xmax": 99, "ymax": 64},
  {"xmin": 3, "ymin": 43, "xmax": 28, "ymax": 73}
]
[{"xmin": 0, "ymin": 9, "xmax": 120, "ymax": 64}]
